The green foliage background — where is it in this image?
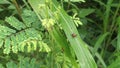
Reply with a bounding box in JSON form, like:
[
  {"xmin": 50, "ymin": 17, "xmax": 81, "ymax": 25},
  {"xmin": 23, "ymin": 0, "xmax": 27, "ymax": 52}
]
[{"xmin": 0, "ymin": 0, "xmax": 120, "ymax": 68}]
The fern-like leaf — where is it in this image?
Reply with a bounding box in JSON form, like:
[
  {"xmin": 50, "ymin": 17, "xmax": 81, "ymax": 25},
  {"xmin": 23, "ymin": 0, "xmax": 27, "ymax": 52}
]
[
  {"xmin": 0, "ymin": 10, "xmax": 50, "ymax": 54},
  {"xmin": 5, "ymin": 16, "xmax": 26, "ymax": 30}
]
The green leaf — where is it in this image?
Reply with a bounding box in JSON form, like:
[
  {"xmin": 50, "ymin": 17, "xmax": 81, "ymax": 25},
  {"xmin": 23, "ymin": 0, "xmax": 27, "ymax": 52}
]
[
  {"xmin": 6, "ymin": 61, "xmax": 18, "ymax": 68},
  {"xmin": 5, "ymin": 16, "xmax": 26, "ymax": 30},
  {"xmin": 0, "ymin": 64, "xmax": 4, "ymax": 68},
  {"xmin": 95, "ymin": 53, "xmax": 107, "ymax": 68},
  {"xmin": 31, "ymin": 41, "xmax": 37, "ymax": 51},
  {"xmin": 52, "ymin": 1, "xmax": 97, "ymax": 68},
  {"xmin": 0, "ymin": 39, "xmax": 3, "ymax": 48},
  {"xmin": 79, "ymin": 9, "xmax": 95, "ymax": 18},
  {"xmin": 94, "ymin": 32, "xmax": 109, "ymax": 53},
  {"xmin": 22, "ymin": 9, "xmax": 37, "ymax": 27},
  {"xmin": 10, "ymin": 35, "xmax": 18, "ymax": 53},
  {"xmin": 27, "ymin": 42, "xmax": 31, "ymax": 52},
  {"xmin": 117, "ymin": 16, "xmax": 120, "ymax": 50},
  {"xmin": 0, "ymin": 25, "xmax": 16, "ymax": 33},
  {"xmin": 108, "ymin": 57, "xmax": 120, "ymax": 68},
  {"xmin": 39, "ymin": 41, "xmax": 51, "ymax": 52},
  {"xmin": 30, "ymin": 58, "xmax": 36, "ymax": 68},
  {"xmin": 18, "ymin": 31, "xmax": 27, "ymax": 44},
  {"xmin": 64, "ymin": 0, "xmax": 85, "ymax": 2},
  {"xmin": 0, "ymin": 0, "xmax": 10, "ymax": 4},
  {"xmin": 4, "ymin": 38, "xmax": 11, "ymax": 54},
  {"xmin": 0, "ymin": 8, "xmax": 3, "ymax": 12}
]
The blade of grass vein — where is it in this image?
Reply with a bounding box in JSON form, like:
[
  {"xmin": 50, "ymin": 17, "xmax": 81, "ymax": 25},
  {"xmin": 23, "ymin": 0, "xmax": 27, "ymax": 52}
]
[
  {"xmin": 28, "ymin": 0, "xmax": 78, "ymax": 67},
  {"xmin": 52, "ymin": 0, "xmax": 97, "ymax": 68}
]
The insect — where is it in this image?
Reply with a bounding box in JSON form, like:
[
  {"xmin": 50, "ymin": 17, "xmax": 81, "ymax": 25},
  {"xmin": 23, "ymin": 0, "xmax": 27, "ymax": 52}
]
[{"xmin": 71, "ymin": 33, "xmax": 77, "ymax": 38}]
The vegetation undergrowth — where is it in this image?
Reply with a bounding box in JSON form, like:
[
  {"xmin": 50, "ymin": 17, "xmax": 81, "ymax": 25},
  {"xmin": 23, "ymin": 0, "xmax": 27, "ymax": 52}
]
[{"xmin": 0, "ymin": 0, "xmax": 120, "ymax": 68}]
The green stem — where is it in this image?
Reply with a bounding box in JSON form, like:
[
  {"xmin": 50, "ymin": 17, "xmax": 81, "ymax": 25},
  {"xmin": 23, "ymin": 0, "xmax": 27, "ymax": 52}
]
[{"xmin": 12, "ymin": 0, "xmax": 22, "ymax": 18}]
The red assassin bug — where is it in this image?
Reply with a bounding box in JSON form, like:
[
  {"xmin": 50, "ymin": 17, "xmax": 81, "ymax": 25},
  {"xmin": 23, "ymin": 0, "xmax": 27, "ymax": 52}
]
[{"xmin": 71, "ymin": 33, "xmax": 77, "ymax": 38}]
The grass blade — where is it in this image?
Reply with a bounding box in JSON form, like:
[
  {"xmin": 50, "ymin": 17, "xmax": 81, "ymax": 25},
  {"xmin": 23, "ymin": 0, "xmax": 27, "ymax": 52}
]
[
  {"xmin": 117, "ymin": 16, "xmax": 120, "ymax": 50},
  {"xmin": 94, "ymin": 32, "xmax": 109, "ymax": 53}
]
